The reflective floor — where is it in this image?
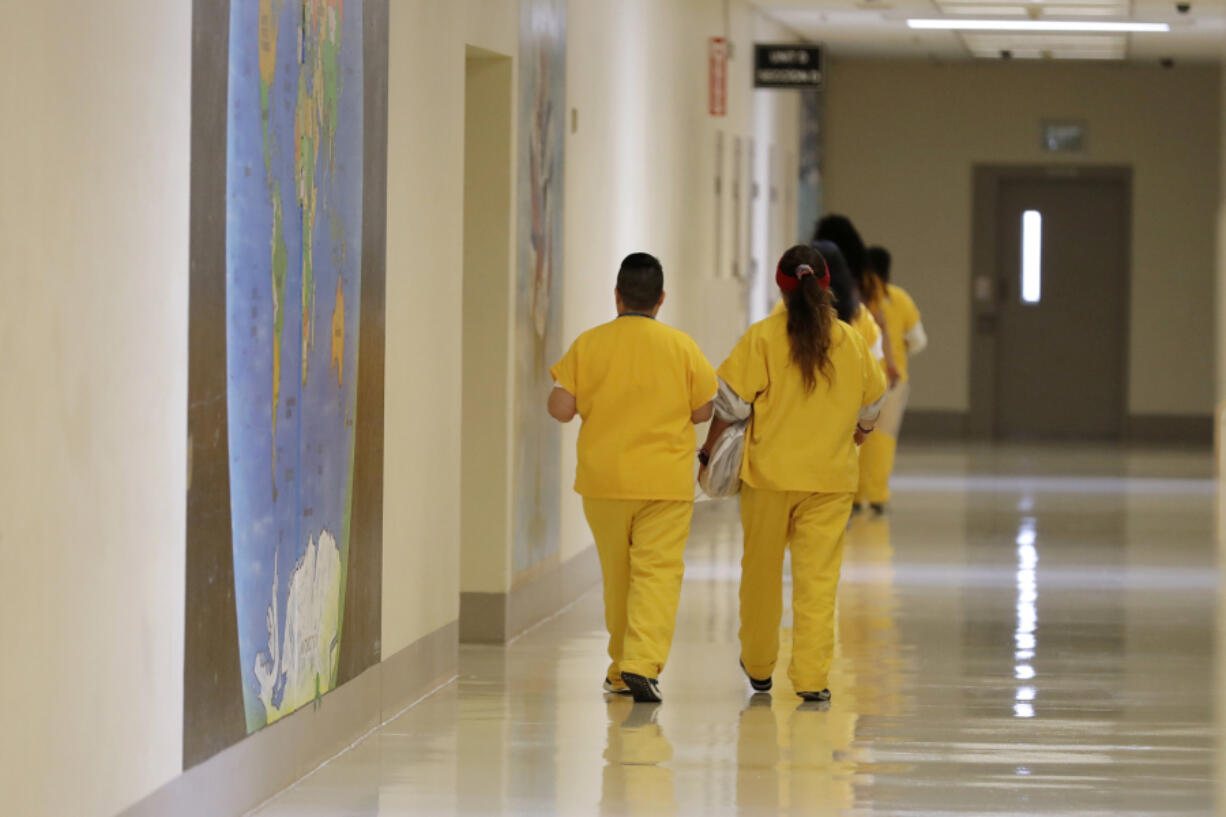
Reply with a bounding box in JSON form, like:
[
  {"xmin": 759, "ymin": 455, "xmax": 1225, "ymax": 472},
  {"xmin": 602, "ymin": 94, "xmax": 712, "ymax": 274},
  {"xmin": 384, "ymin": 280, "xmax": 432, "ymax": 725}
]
[{"xmin": 256, "ymin": 444, "xmax": 1219, "ymax": 816}]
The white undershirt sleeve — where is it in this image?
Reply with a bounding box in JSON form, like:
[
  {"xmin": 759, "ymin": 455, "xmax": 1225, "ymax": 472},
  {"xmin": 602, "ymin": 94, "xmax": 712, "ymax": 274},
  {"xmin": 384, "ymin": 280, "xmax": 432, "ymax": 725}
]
[{"xmin": 905, "ymin": 321, "xmax": 928, "ymax": 355}]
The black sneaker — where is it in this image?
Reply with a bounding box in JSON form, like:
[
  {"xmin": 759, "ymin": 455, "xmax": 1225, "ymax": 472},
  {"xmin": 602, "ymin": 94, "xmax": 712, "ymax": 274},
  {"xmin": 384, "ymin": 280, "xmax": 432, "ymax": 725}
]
[
  {"xmin": 740, "ymin": 660, "xmax": 772, "ymax": 693},
  {"xmin": 869, "ymin": 503, "xmax": 886, "ymax": 516},
  {"xmin": 621, "ymin": 672, "xmax": 663, "ymax": 703},
  {"xmin": 797, "ymin": 689, "xmax": 831, "ymax": 703},
  {"xmin": 602, "ymin": 677, "xmax": 632, "ymax": 696},
  {"xmin": 851, "ymin": 503, "xmax": 864, "ymax": 516}
]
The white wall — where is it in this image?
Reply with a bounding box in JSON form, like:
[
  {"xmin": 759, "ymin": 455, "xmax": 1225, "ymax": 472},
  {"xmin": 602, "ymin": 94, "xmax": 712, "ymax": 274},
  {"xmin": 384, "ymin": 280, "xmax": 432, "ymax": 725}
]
[
  {"xmin": 824, "ymin": 59, "xmax": 1221, "ymax": 417},
  {"xmin": 0, "ymin": 4, "xmax": 191, "ymax": 817},
  {"xmin": 383, "ymin": 1, "xmax": 519, "ymax": 655}
]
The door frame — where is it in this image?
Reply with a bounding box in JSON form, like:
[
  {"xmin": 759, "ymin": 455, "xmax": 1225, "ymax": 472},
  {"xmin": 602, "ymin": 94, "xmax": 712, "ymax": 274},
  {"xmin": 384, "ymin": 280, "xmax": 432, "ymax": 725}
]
[{"xmin": 968, "ymin": 164, "xmax": 1133, "ymax": 440}]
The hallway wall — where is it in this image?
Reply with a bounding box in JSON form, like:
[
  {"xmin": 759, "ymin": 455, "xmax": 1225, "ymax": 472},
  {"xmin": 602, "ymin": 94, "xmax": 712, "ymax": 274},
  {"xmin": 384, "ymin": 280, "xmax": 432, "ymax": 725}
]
[
  {"xmin": 0, "ymin": 4, "xmax": 191, "ymax": 817},
  {"xmin": 824, "ymin": 59, "xmax": 1222, "ymax": 421},
  {"xmin": 0, "ymin": 2, "xmax": 799, "ymax": 815},
  {"xmin": 383, "ymin": 0, "xmax": 520, "ymax": 664}
]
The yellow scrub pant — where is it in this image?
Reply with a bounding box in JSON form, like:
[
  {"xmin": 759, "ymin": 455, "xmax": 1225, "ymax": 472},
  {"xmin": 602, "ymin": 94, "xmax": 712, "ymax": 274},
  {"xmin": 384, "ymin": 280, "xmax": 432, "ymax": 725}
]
[
  {"xmin": 856, "ymin": 431, "xmax": 897, "ymax": 505},
  {"xmin": 739, "ymin": 484, "xmax": 853, "ymax": 692},
  {"xmin": 857, "ymin": 381, "xmax": 909, "ymax": 505},
  {"xmin": 583, "ymin": 498, "xmax": 693, "ymax": 684}
]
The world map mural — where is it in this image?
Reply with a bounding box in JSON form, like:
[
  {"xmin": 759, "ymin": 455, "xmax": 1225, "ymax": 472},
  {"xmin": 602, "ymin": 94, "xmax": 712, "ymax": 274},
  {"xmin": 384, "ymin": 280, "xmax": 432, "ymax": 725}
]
[{"xmin": 185, "ymin": 0, "xmax": 387, "ymax": 766}]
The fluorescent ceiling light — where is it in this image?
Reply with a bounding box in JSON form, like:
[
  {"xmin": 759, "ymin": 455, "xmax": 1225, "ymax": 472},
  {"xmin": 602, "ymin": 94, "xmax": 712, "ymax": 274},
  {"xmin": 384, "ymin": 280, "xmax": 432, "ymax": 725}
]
[{"xmin": 907, "ymin": 19, "xmax": 1170, "ymax": 32}]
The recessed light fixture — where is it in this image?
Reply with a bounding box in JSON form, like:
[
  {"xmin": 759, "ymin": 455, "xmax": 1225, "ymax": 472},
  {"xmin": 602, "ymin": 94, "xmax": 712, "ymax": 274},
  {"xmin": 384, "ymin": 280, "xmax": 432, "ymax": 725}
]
[{"xmin": 906, "ymin": 19, "xmax": 1171, "ymax": 32}]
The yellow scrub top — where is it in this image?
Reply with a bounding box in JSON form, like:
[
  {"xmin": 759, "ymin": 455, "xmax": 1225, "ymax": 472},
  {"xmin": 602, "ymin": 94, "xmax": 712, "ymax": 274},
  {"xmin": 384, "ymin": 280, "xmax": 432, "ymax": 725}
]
[
  {"xmin": 717, "ymin": 311, "xmax": 887, "ymax": 494},
  {"xmin": 850, "ymin": 304, "xmax": 882, "ymax": 360},
  {"xmin": 880, "ymin": 284, "xmax": 921, "ymax": 382},
  {"xmin": 551, "ymin": 315, "xmax": 718, "ymax": 501}
]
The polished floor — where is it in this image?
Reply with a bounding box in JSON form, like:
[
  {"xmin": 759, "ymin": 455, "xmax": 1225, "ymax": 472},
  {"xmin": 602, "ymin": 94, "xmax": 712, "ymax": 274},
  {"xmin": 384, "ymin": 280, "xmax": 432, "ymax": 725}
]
[{"xmin": 256, "ymin": 444, "xmax": 1219, "ymax": 816}]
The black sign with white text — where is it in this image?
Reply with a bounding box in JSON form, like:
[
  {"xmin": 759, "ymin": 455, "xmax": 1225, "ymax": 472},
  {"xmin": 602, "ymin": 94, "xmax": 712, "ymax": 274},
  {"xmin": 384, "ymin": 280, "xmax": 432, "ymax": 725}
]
[{"xmin": 753, "ymin": 44, "xmax": 823, "ymax": 89}]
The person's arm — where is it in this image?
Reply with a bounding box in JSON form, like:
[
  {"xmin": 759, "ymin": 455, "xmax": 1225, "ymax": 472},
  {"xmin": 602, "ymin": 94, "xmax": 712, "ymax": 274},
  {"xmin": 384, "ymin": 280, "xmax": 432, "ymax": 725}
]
[
  {"xmin": 905, "ymin": 321, "xmax": 928, "ymax": 355},
  {"xmin": 854, "ymin": 395, "xmax": 885, "ymax": 445},
  {"xmin": 689, "ymin": 342, "xmax": 720, "ymax": 426},
  {"xmin": 854, "ymin": 330, "xmax": 888, "ymax": 444},
  {"xmin": 874, "ymin": 314, "xmax": 901, "ymax": 388},
  {"xmin": 699, "ymin": 378, "xmax": 753, "ymax": 463},
  {"xmin": 547, "ymin": 386, "xmax": 577, "ymax": 423}
]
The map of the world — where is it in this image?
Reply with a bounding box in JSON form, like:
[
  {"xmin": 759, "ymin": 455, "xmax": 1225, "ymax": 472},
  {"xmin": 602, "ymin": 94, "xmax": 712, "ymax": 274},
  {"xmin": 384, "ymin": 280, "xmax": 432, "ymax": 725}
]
[{"xmin": 225, "ymin": 0, "xmax": 364, "ymax": 733}]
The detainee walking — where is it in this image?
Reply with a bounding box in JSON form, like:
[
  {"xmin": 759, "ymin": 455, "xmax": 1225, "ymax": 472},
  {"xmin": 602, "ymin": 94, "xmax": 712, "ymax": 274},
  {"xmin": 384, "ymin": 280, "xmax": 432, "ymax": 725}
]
[
  {"xmin": 548, "ymin": 252, "xmax": 717, "ymax": 703},
  {"xmin": 701, "ymin": 245, "xmax": 886, "ymax": 702}
]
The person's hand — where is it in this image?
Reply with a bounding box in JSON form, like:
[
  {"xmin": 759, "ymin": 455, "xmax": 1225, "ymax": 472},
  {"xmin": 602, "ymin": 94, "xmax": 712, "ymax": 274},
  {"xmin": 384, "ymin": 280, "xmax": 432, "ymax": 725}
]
[
  {"xmin": 886, "ymin": 366, "xmax": 901, "ymax": 388},
  {"xmin": 854, "ymin": 427, "xmax": 868, "ymax": 446}
]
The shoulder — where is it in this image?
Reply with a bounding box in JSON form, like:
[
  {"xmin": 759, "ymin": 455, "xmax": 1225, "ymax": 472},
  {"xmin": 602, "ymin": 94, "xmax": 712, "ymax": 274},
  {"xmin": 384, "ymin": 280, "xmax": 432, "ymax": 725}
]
[
  {"xmin": 833, "ymin": 319, "xmax": 869, "ymax": 354},
  {"xmin": 889, "ymin": 284, "xmax": 917, "ymax": 308},
  {"xmin": 572, "ymin": 320, "xmax": 616, "ymax": 345},
  {"xmin": 651, "ymin": 319, "xmax": 699, "ymax": 348}
]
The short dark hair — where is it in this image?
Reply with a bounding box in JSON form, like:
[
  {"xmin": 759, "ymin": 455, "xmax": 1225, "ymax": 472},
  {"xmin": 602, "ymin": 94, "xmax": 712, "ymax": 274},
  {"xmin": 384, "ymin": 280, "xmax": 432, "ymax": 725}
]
[
  {"xmin": 617, "ymin": 252, "xmax": 664, "ymax": 311},
  {"xmin": 866, "ymin": 246, "xmax": 892, "ymax": 283}
]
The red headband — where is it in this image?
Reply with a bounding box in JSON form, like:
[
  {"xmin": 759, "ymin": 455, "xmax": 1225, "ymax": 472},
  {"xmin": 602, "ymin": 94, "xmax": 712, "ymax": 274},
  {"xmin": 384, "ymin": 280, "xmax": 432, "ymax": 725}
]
[{"xmin": 776, "ymin": 257, "xmax": 830, "ymax": 293}]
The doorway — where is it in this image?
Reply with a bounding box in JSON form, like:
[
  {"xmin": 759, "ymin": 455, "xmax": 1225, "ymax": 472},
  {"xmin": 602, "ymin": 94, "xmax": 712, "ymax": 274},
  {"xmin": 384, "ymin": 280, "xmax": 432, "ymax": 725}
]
[
  {"xmin": 459, "ymin": 46, "xmax": 514, "ymax": 641},
  {"xmin": 970, "ymin": 166, "xmax": 1131, "ymax": 440}
]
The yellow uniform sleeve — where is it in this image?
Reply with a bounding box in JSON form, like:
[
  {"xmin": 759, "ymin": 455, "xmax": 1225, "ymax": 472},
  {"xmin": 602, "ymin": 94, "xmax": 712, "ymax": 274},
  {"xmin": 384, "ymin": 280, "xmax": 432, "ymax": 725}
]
[
  {"xmin": 689, "ymin": 342, "xmax": 719, "ymax": 410},
  {"xmin": 549, "ymin": 341, "xmax": 579, "ymax": 395},
  {"xmin": 857, "ymin": 329, "xmax": 888, "ymax": 408},
  {"xmin": 717, "ymin": 329, "xmax": 768, "ymax": 404}
]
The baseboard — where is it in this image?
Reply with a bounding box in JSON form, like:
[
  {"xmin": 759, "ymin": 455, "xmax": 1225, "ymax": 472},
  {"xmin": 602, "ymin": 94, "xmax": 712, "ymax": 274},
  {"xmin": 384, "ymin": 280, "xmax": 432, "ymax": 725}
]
[
  {"xmin": 116, "ymin": 620, "xmax": 458, "ymax": 817},
  {"xmin": 508, "ymin": 543, "xmax": 600, "ymax": 638},
  {"xmin": 460, "ymin": 543, "xmax": 600, "ymax": 644},
  {"xmin": 458, "ymin": 591, "xmax": 507, "ymax": 643},
  {"xmin": 901, "ymin": 410, "xmax": 970, "ymax": 440},
  {"xmin": 903, "ymin": 410, "xmax": 1213, "ymax": 445},
  {"xmin": 1125, "ymin": 414, "xmax": 1214, "ymax": 445}
]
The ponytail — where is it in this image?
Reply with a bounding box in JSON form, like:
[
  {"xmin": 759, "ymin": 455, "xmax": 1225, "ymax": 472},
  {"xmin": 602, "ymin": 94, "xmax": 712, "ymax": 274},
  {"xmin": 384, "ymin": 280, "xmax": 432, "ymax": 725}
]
[{"xmin": 778, "ymin": 245, "xmax": 836, "ymax": 393}]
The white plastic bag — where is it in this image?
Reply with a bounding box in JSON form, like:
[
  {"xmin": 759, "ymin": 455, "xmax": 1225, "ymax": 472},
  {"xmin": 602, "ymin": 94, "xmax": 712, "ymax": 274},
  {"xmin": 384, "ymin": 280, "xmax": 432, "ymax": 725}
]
[{"xmin": 699, "ymin": 419, "xmax": 747, "ymax": 498}]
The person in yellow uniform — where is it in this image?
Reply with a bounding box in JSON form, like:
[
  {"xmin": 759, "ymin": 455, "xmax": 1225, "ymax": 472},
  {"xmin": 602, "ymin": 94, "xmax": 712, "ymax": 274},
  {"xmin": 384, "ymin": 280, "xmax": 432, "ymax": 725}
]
[
  {"xmin": 548, "ymin": 252, "xmax": 717, "ymax": 703},
  {"xmin": 857, "ymin": 246, "xmax": 927, "ymax": 514},
  {"xmin": 814, "ymin": 215, "xmax": 901, "ymax": 387},
  {"xmin": 700, "ymin": 245, "xmax": 886, "ymax": 702}
]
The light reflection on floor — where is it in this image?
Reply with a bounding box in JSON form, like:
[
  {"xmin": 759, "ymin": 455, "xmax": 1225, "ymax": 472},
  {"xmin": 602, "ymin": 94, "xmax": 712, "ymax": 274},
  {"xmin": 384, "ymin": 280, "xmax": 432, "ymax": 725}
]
[{"xmin": 254, "ymin": 444, "xmax": 1217, "ymax": 816}]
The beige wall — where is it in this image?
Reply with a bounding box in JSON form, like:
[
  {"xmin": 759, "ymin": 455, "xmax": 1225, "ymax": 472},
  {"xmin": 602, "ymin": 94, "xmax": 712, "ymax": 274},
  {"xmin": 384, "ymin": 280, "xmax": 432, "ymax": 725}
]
[
  {"xmin": 0, "ymin": 4, "xmax": 191, "ymax": 817},
  {"xmin": 383, "ymin": 2, "xmax": 519, "ymax": 656},
  {"xmin": 1219, "ymin": 56, "xmax": 1226, "ymax": 407},
  {"xmin": 825, "ymin": 59, "xmax": 1221, "ymax": 416}
]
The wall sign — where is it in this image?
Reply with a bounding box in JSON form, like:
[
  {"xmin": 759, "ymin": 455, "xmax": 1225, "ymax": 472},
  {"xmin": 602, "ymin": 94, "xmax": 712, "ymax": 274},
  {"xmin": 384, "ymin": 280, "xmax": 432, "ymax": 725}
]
[
  {"xmin": 709, "ymin": 37, "xmax": 728, "ymax": 116},
  {"xmin": 1042, "ymin": 120, "xmax": 1087, "ymax": 154},
  {"xmin": 754, "ymin": 43, "xmax": 823, "ymax": 89}
]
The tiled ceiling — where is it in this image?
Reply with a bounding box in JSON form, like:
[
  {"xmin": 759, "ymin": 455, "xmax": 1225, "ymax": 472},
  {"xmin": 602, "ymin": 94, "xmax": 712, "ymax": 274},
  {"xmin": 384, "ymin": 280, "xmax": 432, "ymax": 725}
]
[{"xmin": 756, "ymin": 0, "xmax": 1226, "ymax": 62}]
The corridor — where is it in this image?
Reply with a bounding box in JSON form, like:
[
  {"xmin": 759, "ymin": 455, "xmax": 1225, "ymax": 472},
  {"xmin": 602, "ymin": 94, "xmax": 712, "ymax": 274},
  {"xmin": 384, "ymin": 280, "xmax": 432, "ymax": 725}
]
[{"xmin": 253, "ymin": 445, "xmax": 1218, "ymax": 816}]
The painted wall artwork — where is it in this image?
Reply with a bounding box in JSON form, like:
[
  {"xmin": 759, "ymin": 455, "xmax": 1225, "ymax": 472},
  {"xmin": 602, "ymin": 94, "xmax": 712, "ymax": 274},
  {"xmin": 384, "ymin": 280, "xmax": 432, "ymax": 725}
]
[
  {"xmin": 797, "ymin": 90, "xmax": 822, "ymax": 243},
  {"xmin": 185, "ymin": 0, "xmax": 388, "ymax": 768},
  {"xmin": 225, "ymin": 0, "xmax": 365, "ymax": 733},
  {"xmin": 513, "ymin": 0, "xmax": 567, "ymax": 575}
]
